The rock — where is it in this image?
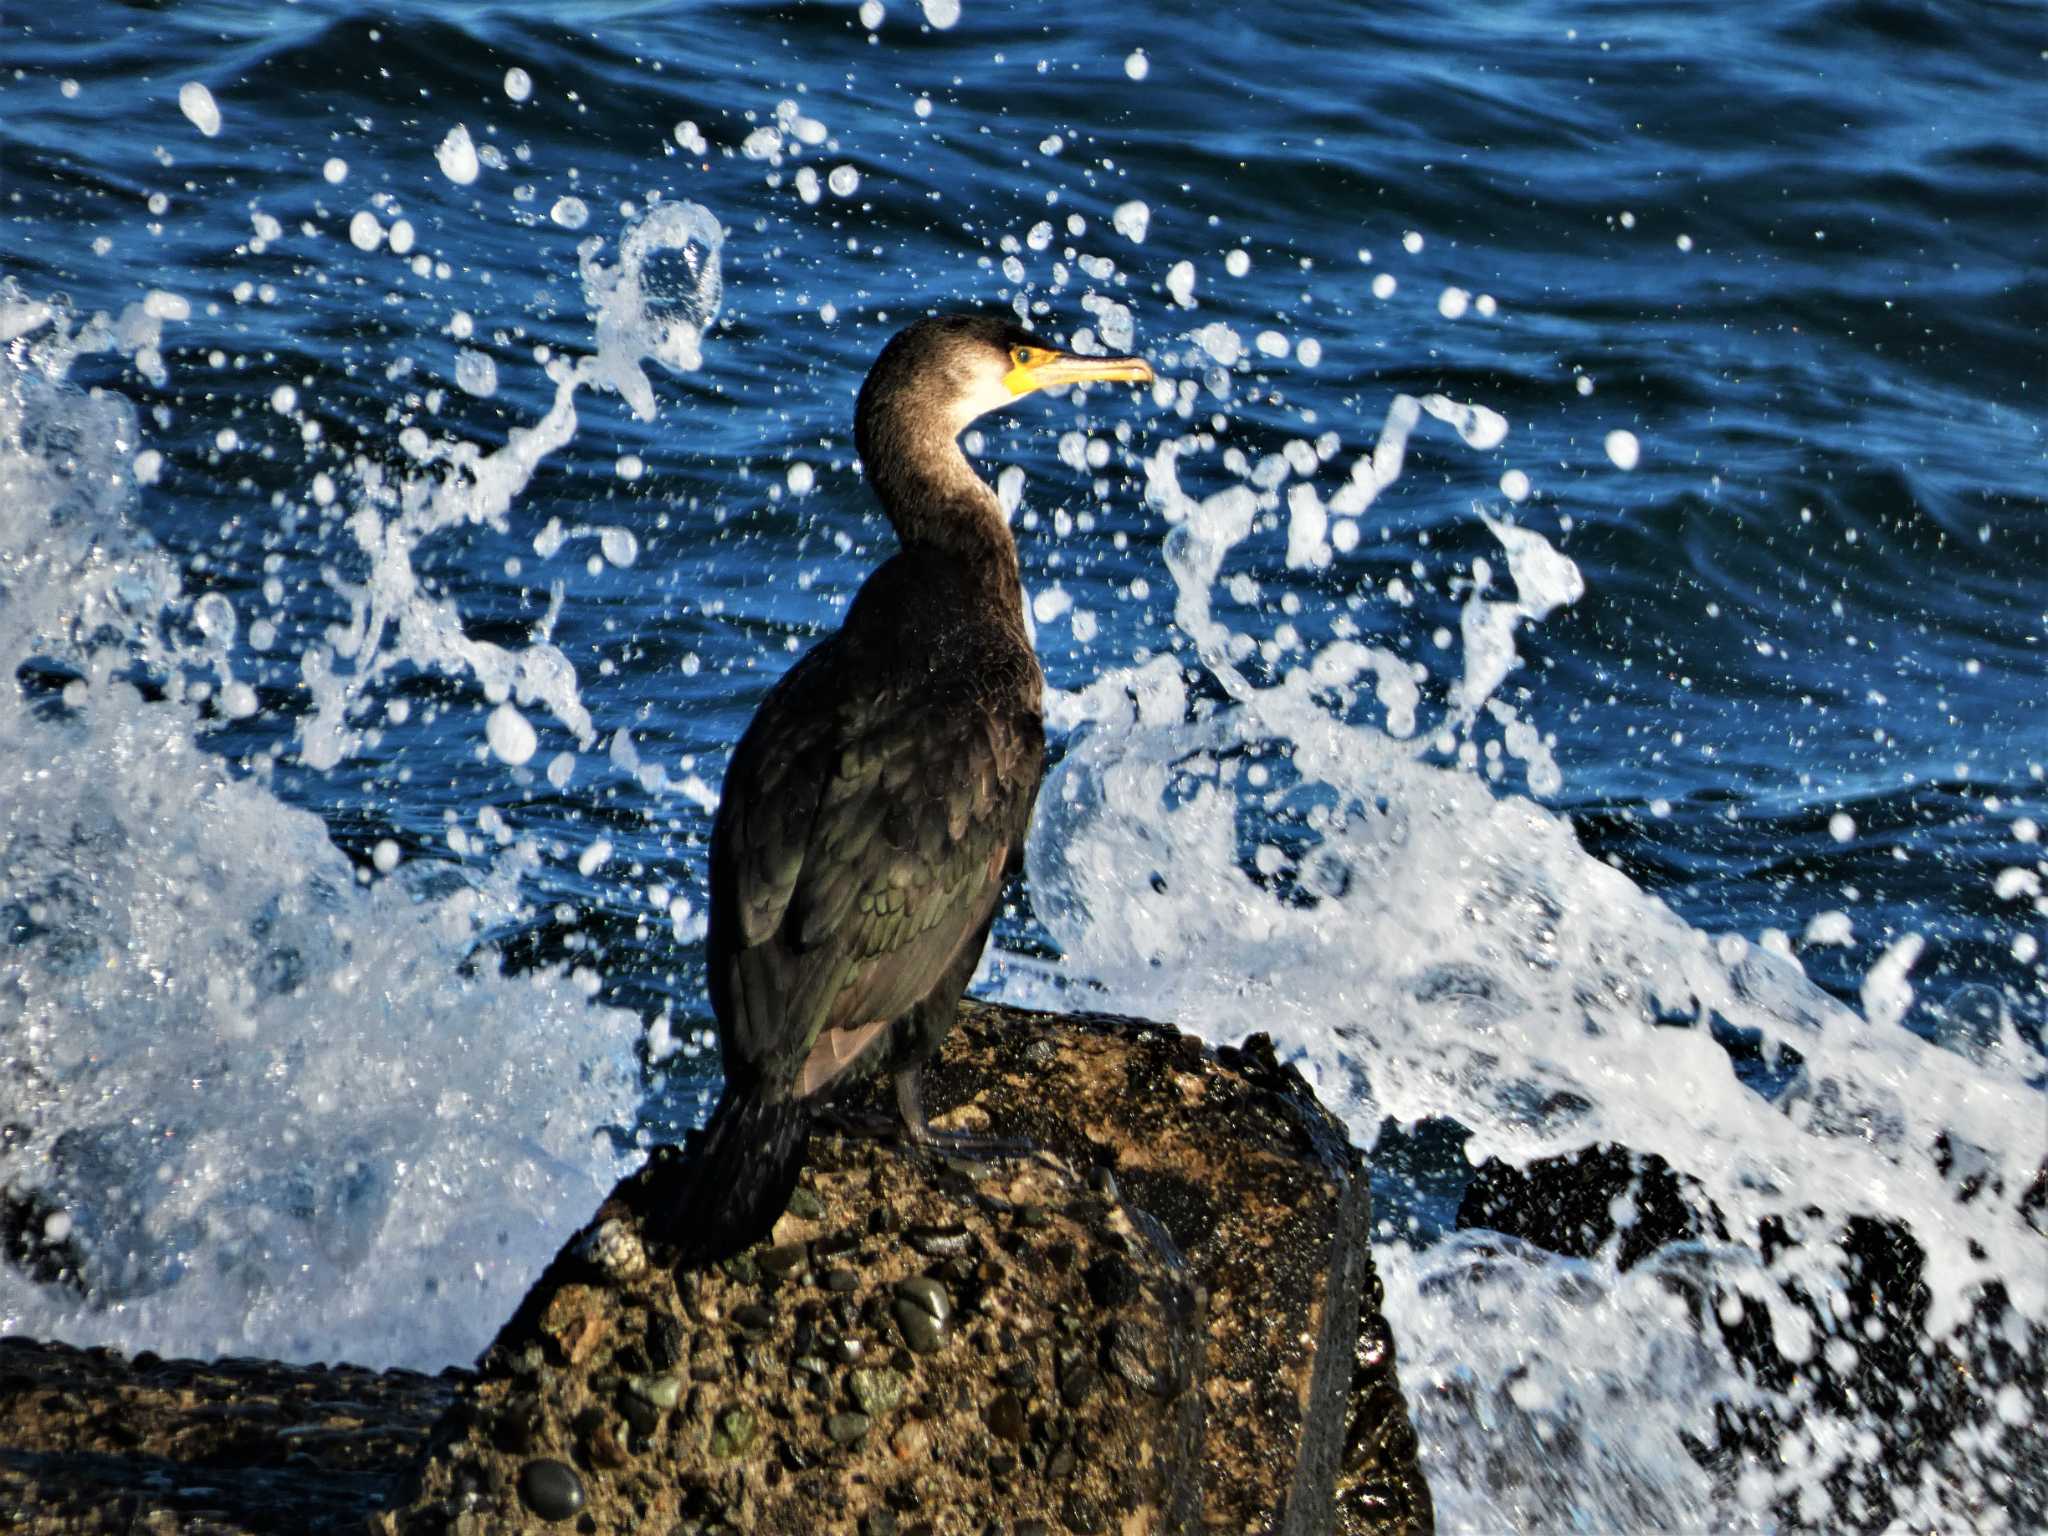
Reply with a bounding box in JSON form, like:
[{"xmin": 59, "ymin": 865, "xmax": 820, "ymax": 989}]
[{"xmin": 1455, "ymin": 1142, "xmax": 1726, "ymax": 1268}]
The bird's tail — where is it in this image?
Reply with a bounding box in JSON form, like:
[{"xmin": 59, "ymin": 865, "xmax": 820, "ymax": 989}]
[{"xmin": 660, "ymin": 1087, "xmax": 813, "ymax": 1267}]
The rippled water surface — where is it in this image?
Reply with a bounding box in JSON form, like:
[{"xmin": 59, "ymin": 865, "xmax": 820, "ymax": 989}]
[{"xmin": 2, "ymin": 2, "xmax": 2042, "ymax": 1530}]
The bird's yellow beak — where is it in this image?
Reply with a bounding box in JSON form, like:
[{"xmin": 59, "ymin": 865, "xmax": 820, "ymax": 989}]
[{"xmin": 1003, "ymin": 345, "xmax": 1155, "ymax": 397}]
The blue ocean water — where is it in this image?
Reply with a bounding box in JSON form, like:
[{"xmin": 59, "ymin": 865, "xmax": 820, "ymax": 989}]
[{"xmin": 1, "ymin": 2, "xmax": 2042, "ymax": 1530}]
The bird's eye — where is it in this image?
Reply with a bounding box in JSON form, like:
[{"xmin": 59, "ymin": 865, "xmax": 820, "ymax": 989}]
[{"xmin": 1011, "ymin": 347, "xmax": 1032, "ymax": 367}]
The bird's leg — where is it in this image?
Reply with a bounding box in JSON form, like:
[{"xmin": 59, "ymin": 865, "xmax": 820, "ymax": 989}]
[{"xmin": 893, "ymin": 1063, "xmax": 1036, "ymax": 1160}]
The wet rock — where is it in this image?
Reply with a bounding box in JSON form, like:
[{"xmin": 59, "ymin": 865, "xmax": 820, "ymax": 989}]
[
  {"xmin": 371, "ymin": 1005, "xmax": 1429, "ymax": 1534},
  {"xmin": 1455, "ymin": 1143, "xmax": 1724, "ymax": 1268},
  {"xmin": 516, "ymin": 1458, "xmax": 584, "ymax": 1522}
]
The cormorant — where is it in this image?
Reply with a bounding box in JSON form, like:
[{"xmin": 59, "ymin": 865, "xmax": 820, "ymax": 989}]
[{"xmin": 665, "ymin": 314, "xmax": 1153, "ymax": 1260}]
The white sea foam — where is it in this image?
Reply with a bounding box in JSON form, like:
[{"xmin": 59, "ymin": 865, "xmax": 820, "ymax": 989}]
[{"xmin": 0, "ymin": 296, "xmax": 638, "ymax": 1367}]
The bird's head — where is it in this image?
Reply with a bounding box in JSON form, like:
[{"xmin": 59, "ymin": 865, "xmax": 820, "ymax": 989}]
[{"xmin": 858, "ymin": 313, "xmax": 1154, "ymax": 447}]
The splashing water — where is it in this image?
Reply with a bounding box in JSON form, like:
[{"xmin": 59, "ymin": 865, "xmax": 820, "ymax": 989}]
[
  {"xmin": 0, "ymin": 258, "xmax": 664, "ymax": 1367},
  {"xmin": 298, "ymin": 200, "xmax": 724, "ymax": 771},
  {"xmin": 1001, "ymin": 392, "xmax": 2046, "ymax": 1531}
]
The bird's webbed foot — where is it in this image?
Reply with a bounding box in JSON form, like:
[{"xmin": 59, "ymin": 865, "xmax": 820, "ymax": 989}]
[{"xmin": 893, "ymin": 1064, "xmax": 1038, "ymax": 1162}]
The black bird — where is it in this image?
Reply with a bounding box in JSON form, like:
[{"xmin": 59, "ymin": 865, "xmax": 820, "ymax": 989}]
[{"xmin": 666, "ymin": 315, "xmax": 1153, "ymax": 1259}]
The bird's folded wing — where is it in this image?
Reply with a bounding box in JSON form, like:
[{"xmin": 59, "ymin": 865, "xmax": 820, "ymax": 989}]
[{"xmin": 709, "ymin": 650, "xmax": 1041, "ymax": 1090}]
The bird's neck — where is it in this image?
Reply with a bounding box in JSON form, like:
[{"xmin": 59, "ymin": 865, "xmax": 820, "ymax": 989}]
[{"xmin": 861, "ymin": 403, "xmax": 1020, "ymax": 581}]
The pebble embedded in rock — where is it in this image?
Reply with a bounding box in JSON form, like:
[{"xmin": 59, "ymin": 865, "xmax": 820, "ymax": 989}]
[
  {"xmin": 1058, "ymin": 1360, "xmax": 1099, "ymax": 1408},
  {"xmin": 516, "ymin": 1458, "xmax": 585, "ymax": 1522},
  {"xmin": 892, "ymin": 1300, "xmax": 947, "ymax": 1353},
  {"xmin": 847, "ymin": 1365, "xmax": 906, "ymax": 1416},
  {"xmin": 907, "ymin": 1223, "xmax": 973, "ymax": 1257},
  {"xmin": 894, "ymin": 1276, "xmax": 949, "ymax": 1321},
  {"xmin": 1085, "ymin": 1252, "xmax": 1140, "ymax": 1308},
  {"xmin": 710, "ymin": 1406, "xmax": 758, "ymax": 1457},
  {"xmin": 986, "ymin": 1390, "xmax": 1026, "ymax": 1443},
  {"xmin": 647, "ymin": 1314, "xmax": 685, "ymax": 1371},
  {"xmin": 758, "ymin": 1242, "xmax": 807, "ymax": 1276},
  {"xmin": 1063, "ymin": 1491, "xmax": 1104, "ymax": 1534},
  {"xmin": 824, "ymin": 1267, "xmax": 859, "ymax": 1294},
  {"xmin": 732, "ymin": 1302, "xmax": 774, "ymax": 1334},
  {"xmin": 574, "ymin": 1217, "xmax": 647, "ymax": 1280},
  {"xmin": 617, "ymin": 1391, "xmax": 659, "ymax": 1437},
  {"xmin": 891, "ymin": 1276, "xmax": 952, "ymax": 1353},
  {"xmin": 825, "ymin": 1410, "xmax": 871, "ymax": 1445}
]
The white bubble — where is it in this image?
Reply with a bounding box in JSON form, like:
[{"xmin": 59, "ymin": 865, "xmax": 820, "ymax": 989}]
[
  {"xmin": 388, "ymin": 219, "xmax": 415, "ymax": 255},
  {"xmin": 860, "ymin": 0, "xmax": 885, "ymax": 26},
  {"xmin": 828, "ymin": 164, "xmax": 861, "ymax": 196},
  {"xmin": 178, "ymin": 81, "xmax": 221, "ymax": 138},
  {"xmin": 1255, "ymin": 329, "xmax": 1289, "ymax": 358},
  {"xmin": 1124, "ymin": 49, "xmax": 1150, "ymax": 81},
  {"xmin": 1475, "ymin": 293, "xmax": 1498, "ymax": 318},
  {"xmin": 600, "ymin": 527, "xmax": 639, "ymax": 567},
  {"xmin": 455, "ymin": 349, "xmax": 498, "ymax": 398},
  {"xmin": 271, "ymin": 384, "xmax": 297, "ymax": 413},
  {"xmin": 134, "ymin": 449, "xmax": 163, "ymax": 484},
  {"xmin": 673, "ymin": 121, "xmax": 708, "ymax": 155},
  {"xmin": 487, "ymin": 702, "xmax": 538, "ymax": 766},
  {"xmin": 215, "ymin": 428, "xmax": 238, "ymax": 452},
  {"xmin": 1576, "ymin": 374, "xmax": 1595, "ymax": 397},
  {"xmin": 221, "ymin": 682, "xmax": 259, "ymax": 720},
  {"xmin": 1829, "ymin": 812, "xmax": 1856, "ymax": 843},
  {"xmin": 323, "ymin": 157, "xmax": 348, "ymax": 184},
  {"xmin": 1500, "ymin": 469, "xmax": 1531, "ymax": 502},
  {"xmin": 373, "ymin": 839, "xmax": 401, "ymax": 873},
  {"xmin": 60, "ymin": 79, "xmax": 79, "ymax": 99},
  {"xmin": 1604, "ymin": 429, "xmax": 1641, "ymax": 470},
  {"xmin": 1620, "ymin": 209, "xmax": 1637, "ymax": 229},
  {"xmin": 1371, "ymin": 272, "xmax": 1397, "ymax": 300},
  {"xmin": 1296, "ymin": 338, "xmax": 1322, "ymax": 367},
  {"xmin": 550, "ymin": 196, "xmax": 589, "ymax": 230},
  {"xmin": 577, "ymin": 837, "xmax": 613, "ymax": 877},
  {"xmin": 436, "ymin": 123, "xmax": 480, "ymax": 185},
  {"xmin": 616, "ymin": 454, "xmax": 644, "ymax": 481},
  {"xmin": 1402, "ymin": 229, "xmax": 1424, "ymax": 254},
  {"xmin": 1224, "ymin": 249, "xmax": 1250, "ymax": 278},
  {"xmin": 504, "ymin": 67, "xmax": 532, "ymax": 102},
  {"xmin": 920, "ymin": 0, "xmax": 960, "ymax": 27},
  {"xmin": 1166, "ymin": 262, "xmax": 1196, "ymax": 308},
  {"xmin": 1676, "ymin": 233, "xmax": 1694, "ymax": 252},
  {"xmin": 1438, "ymin": 286, "xmax": 1470, "ymax": 320},
  {"xmin": 349, "ymin": 210, "xmax": 385, "ymax": 252},
  {"xmin": 1112, "ymin": 199, "xmax": 1150, "ymax": 244},
  {"xmin": 788, "ymin": 462, "xmax": 815, "ymax": 495}
]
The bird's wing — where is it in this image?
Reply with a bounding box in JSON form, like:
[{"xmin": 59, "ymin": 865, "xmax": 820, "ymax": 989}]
[{"xmin": 708, "ymin": 643, "xmax": 1042, "ymax": 1095}]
